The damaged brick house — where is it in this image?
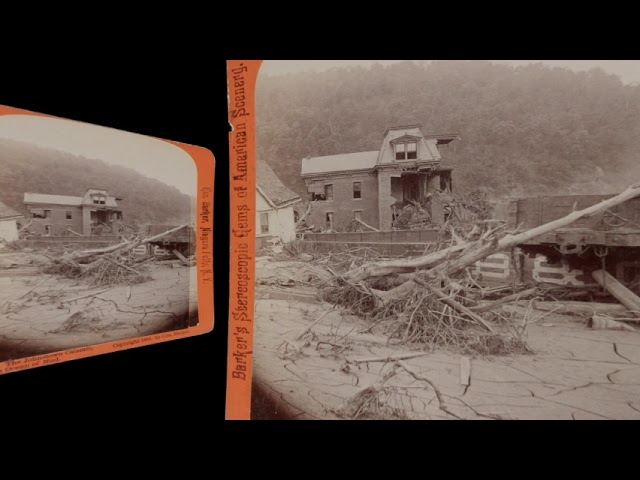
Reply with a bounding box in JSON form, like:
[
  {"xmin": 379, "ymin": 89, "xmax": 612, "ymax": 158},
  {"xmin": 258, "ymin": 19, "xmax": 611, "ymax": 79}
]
[
  {"xmin": 301, "ymin": 125, "xmax": 458, "ymax": 231},
  {"xmin": 23, "ymin": 188, "xmax": 123, "ymax": 236}
]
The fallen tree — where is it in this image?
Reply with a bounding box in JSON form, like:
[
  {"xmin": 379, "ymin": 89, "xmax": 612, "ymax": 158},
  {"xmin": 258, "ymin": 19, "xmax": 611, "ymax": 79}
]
[
  {"xmin": 68, "ymin": 224, "xmax": 189, "ymax": 262},
  {"xmin": 44, "ymin": 224, "xmax": 192, "ymax": 286},
  {"xmin": 354, "ymin": 183, "xmax": 640, "ymax": 305},
  {"xmin": 303, "ymin": 182, "xmax": 640, "ymax": 351}
]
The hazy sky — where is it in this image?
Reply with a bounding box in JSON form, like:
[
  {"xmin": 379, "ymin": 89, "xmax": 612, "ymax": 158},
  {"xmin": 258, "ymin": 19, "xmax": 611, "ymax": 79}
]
[
  {"xmin": 260, "ymin": 60, "xmax": 640, "ymax": 84},
  {"xmin": 0, "ymin": 115, "xmax": 197, "ymax": 196}
]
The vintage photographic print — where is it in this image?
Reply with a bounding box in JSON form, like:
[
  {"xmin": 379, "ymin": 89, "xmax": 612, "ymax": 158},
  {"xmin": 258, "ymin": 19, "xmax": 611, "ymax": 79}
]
[
  {"xmin": 0, "ymin": 107, "xmax": 214, "ymax": 373},
  {"xmin": 228, "ymin": 60, "xmax": 640, "ymax": 420}
]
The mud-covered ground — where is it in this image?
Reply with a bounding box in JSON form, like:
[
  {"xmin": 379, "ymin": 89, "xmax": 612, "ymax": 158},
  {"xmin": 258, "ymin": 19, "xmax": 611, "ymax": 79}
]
[
  {"xmin": 0, "ymin": 251, "xmax": 197, "ymax": 361},
  {"xmin": 252, "ymin": 286, "xmax": 640, "ymax": 420}
]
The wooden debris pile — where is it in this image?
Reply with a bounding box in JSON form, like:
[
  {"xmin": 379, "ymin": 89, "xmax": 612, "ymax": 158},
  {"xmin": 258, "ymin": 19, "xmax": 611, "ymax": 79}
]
[
  {"xmin": 42, "ymin": 224, "xmax": 191, "ymax": 286},
  {"xmin": 310, "ymin": 183, "xmax": 640, "ymax": 352},
  {"xmin": 393, "ymin": 191, "xmax": 478, "ymax": 231}
]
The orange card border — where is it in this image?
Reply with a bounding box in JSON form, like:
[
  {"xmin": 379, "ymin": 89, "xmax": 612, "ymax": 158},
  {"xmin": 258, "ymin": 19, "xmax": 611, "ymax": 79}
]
[
  {"xmin": 226, "ymin": 60, "xmax": 262, "ymax": 420},
  {"xmin": 0, "ymin": 104, "xmax": 215, "ymax": 375}
]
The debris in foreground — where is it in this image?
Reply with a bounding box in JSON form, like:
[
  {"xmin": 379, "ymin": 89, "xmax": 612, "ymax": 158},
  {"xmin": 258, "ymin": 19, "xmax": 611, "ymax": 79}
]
[
  {"xmin": 263, "ymin": 183, "xmax": 640, "ymax": 358},
  {"xmin": 42, "ymin": 224, "xmax": 192, "ymax": 286}
]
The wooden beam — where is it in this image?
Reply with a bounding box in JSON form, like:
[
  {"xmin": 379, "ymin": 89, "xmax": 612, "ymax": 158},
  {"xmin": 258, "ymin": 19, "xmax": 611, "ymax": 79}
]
[{"xmin": 592, "ymin": 269, "xmax": 640, "ymax": 312}]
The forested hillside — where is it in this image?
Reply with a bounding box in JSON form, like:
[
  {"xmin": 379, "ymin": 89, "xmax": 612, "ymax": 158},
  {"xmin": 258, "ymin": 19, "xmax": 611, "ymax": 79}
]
[
  {"xmin": 0, "ymin": 138, "xmax": 193, "ymax": 225},
  {"xmin": 257, "ymin": 60, "xmax": 640, "ymax": 200}
]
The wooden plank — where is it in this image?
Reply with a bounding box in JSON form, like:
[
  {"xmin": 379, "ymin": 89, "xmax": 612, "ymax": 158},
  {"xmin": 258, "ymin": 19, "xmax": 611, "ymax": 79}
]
[
  {"xmin": 532, "ymin": 300, "xmax": 629, "ymax": 316},
  {"xmin": 460, "ymin": 356, "xmax": 471, "ymax": 386},
  {"xmin": 592, "ymin": 269, "xmax": 640, "ymax": 312},
  {"xmin": 172, "ymin": 249, "xmax": 191, "ymax": 266}
]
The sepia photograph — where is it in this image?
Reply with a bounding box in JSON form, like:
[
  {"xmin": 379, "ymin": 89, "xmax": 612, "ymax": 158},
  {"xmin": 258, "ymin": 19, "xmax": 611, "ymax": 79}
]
[
  {"xmin": 248, "ymin": 60, "xmax": 640, "ymax": 420},
  {"xmin": 0, "ymin": 113, "xmax": 199, "ymax": 363}
]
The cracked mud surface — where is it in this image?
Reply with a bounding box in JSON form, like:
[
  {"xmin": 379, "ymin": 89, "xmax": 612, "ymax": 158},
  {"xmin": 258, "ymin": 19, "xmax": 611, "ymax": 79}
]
[
  {"xmin": 0, "ymin": 260, "xmax": 197, "ymax": 361},
  {"xmin": 252, "ymin": 293, "xmax": 640, "ymax": 420}
]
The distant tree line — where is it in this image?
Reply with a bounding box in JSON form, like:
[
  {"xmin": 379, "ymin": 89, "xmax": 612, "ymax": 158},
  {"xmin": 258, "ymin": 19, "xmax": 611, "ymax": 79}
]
[
  {"xmin": 0, "ymin": 138, "xmax": 193, "ymax": 226},
  {"xmin": 256, "ymin": 60, "xmax": 640, "ymax": 200}
]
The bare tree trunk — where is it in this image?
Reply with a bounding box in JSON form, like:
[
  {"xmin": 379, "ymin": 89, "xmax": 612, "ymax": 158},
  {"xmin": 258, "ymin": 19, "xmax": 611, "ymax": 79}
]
[
  {"xmin": 296, "ymin": 202, "xmax": 315, "ymax": 227},
  {"xmin": 69, "ymin": 224, "xmax": 190, "ymax": 261},
  {"xmin": 354, "ymin": 218, "xmax": 379, "ymax": 232},
  {"xmin": 366, "ymin": 183, "xmax": 640, "ymax": 304}
]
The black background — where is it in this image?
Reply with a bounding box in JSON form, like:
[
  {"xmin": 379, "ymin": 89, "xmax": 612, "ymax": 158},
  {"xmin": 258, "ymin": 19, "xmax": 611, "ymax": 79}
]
[{"xmin": 0, "ymin": 58, "xmax": 231, "ymax": 424}]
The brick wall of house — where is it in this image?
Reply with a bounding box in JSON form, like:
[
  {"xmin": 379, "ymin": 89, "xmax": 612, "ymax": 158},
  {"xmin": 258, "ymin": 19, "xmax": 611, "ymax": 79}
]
[
  {"xmin": 28, "ymin": 205, "xmax": 84, "ymax": 236},
  {"xmin": 377, "ymin": 168, "xmax": 400, "ymax": 231},
  {"xmin": 305, "ymin": 171, "xmax": 379, "ymax": 231}
]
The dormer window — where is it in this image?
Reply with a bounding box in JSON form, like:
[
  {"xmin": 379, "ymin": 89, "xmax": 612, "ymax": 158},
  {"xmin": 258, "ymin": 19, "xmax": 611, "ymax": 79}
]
[
  {"xmin": 93, "ymin": 195, "xmax": 106, "ymax": 205},
  {"xmin": 395, "ymin": 140, "xmax": 418, "ymax": 160}
]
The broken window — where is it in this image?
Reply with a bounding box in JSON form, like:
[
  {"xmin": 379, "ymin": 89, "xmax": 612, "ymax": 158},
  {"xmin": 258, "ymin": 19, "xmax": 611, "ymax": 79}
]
[
  {"xmin": 353, "ymin": 182, "xmax": 361, "ymax": 199},
  {"xmin": 309, "ymin": 181, "xmax": 327, "ymax": 201},
  {"xmin": 260, "ymin": 212, "xmax": 269, "ymax": 234},
  {"xmin": 354, "ymin": 210, "xmax": 362, "ymax": 221},
  {"xmin": 441, "ymin": 172, "xmax": 452, "ymax": 192},
  {"xmin": 326, "ymin": 212, "xmax": 334, "ymax": 230},
  {"xmin": 31, "ymin": 208, "xmax": 46, "ymax": 219},
  {"xmin": 66, "ymin": 211, "xmax": 72, "ymax": 220},
  {"xmin": 45, "ymin": 225, "xmax": 52, "ymax": 235},
  {"xmin": 324, "ymin": 184, "xmax": 333, "ymax": 201}
]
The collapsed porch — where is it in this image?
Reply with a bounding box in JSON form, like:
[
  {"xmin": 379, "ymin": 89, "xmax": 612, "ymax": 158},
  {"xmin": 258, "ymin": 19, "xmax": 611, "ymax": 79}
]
[
  {"xmin": 88, "ymin": 208, "xmax": 124, "ymax": 235},
  {"xmin": 381, "ymin": 167, "xmax": 453, "ymax": 230}
]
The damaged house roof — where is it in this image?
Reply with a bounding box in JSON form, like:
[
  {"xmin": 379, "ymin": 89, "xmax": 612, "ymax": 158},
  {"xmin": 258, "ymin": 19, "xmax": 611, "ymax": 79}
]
[
  {"xmin": 0, "ymin": 199, "xmax": 23, "ymax": 220},
  {"xmin": 301, "ymin": 125, "xmax": 460, "ymax": 177},
  {"xmin": 301, "ymin": 151, "xmax": 379, "ymax": 176},
  {"xmin": 24, "ymin": 190, "xmax": 119, "ymax": 208},
  {"xmin": 24, "ymin": 193, "xmax": 84, "ymax": 206},
  {"xmin": 258, "ymin": 160, "xmax": 301, "ymax": 207}
]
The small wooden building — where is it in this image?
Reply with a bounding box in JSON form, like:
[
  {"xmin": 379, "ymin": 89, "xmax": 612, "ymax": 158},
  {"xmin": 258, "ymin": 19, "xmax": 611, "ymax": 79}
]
[
  {"xmin": 0, "ymin": 199, "xmax": 23, "ymax": 243},
  {"xmin": 257, "ymin": 160, "xmax": 302, "ymax": 248}
]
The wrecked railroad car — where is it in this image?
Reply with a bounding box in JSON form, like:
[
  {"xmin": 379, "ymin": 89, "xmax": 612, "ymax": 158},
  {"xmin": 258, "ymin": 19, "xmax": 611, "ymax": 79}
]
[
  {"xmin": 506, "ymin": 194, "xmax": 640, "ymax": 291},
  {"xmin": 142, "ymin": 224, "xmax": 196, "ymax": 257}
]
